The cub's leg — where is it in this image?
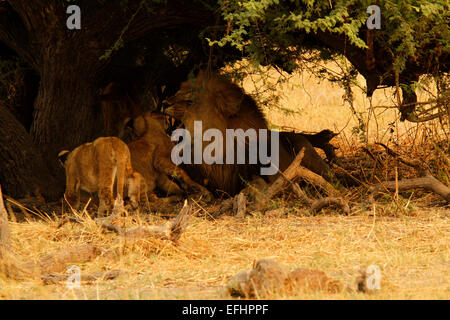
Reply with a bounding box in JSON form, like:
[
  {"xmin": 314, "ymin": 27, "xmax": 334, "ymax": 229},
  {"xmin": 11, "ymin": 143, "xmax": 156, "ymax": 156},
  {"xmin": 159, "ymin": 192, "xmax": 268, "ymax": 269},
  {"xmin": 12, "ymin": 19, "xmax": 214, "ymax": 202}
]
[
  {"xmin": 97, "ymin": 163, "xmax": 116, "ymax": 217},
  {"xmin": 64, "ymin": 176, "xmax": 80, "ymax": 210},
  {"xmin": 127, "ymin": 172, "xmax": 144, "ymax": 210},
  {"xmin": 115, "ymin": 159, "xmax": 128, "ymax": 205}
]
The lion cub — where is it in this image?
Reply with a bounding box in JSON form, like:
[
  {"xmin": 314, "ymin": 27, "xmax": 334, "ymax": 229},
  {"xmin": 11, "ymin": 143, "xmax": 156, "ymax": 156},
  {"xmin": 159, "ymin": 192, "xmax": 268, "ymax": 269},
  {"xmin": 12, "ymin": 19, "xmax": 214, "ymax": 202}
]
[
  {"xmin": 58, "ymin": 137, "xmax": 143, "ymax": 216},
  {"xmin": 127, "ymin": 112, "xmax": 211, "ymax": 200}
]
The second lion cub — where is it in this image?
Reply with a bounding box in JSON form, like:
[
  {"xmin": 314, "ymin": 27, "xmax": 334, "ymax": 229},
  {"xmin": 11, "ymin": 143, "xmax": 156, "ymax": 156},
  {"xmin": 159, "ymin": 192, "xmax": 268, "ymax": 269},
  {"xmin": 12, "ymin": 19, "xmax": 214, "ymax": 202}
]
[{"xmin": 58, "ymin": 137, "xmax": 143, "ymax": 216}]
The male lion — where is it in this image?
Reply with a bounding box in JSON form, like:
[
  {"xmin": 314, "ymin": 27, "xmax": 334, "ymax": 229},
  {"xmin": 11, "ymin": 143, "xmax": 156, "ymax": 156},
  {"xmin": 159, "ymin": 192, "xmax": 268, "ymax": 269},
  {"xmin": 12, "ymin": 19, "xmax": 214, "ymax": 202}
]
[
  {"xmin": 58, "ymin": 137, "xmax": 142, "ymax": 216},
  {"xmin": 127, "ymin": 111, "xmax": 211, "ymax": 199},
  {"xmin": 163, "ymin": 70, "xmax": 334, "ymax": 195}
]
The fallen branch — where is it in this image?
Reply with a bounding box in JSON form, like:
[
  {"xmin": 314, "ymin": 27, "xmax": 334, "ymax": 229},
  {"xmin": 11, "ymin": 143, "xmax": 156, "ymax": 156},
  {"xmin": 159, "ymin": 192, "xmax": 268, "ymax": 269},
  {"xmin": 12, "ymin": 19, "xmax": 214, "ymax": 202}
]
[
  {"xmin": 296, "ymin": 165, "xmax": 339, "ymax": 196},
  {"xmin": 310, "ymin": 197, "xmax": 350, "ymax": 214},
  {"xmin": 168, "ymin": 199, "xmax": 191, "ymax": 243},
  {"xmin": 291, "ymin": 182, "xmax": 311, "ymax": 204},
  {"xmin": 370, "ymin": 174, "xmax": 450, "ymax": 202},
  {"xmin": 101, "ymin": 199, "xmax": 192, "ymax": 243},
  {"xmin": 255, "ymin": 148, "xmax": 307, "ymax": 210},
  {"xmin": 253, "ymin": 148, "xmax": 346, "ymax": 213},
  {"xmin": 227, "ymin": 259, "xmax": 344, "ymax": 298},
  {"xmin": 375, "ymin": 142, "xmax": 423, "ymax": 171}
]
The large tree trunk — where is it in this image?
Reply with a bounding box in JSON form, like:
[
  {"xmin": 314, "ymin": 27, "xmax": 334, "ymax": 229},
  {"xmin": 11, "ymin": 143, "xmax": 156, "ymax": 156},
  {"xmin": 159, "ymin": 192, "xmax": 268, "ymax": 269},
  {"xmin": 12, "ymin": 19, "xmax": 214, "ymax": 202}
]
[
  {"xmin": 0, "ymin": 103, "xmax": 62, "ymax": 200},
  {"xmin": 30, "ymin": 54, "xmax": 103, "ymax": 175}
]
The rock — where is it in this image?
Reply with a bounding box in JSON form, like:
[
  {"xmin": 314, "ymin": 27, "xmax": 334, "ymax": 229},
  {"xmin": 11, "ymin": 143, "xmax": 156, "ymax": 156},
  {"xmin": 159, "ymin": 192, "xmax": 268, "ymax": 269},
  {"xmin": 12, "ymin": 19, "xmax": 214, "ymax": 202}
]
[
  {"xmin": 285, "ymin": 268, "xmax": 342, "ymax": 294},
  {"xmin": 227, "ymin": 258, "xmax": 345, "ymax": 298}
]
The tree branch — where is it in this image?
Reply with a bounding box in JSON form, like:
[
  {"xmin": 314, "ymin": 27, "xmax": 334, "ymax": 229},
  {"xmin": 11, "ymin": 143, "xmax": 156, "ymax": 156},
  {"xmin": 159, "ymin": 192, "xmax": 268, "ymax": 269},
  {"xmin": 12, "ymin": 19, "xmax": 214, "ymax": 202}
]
[{"xmin": 370, "ymin": 174, "xmax": 450, "ymax": 202}]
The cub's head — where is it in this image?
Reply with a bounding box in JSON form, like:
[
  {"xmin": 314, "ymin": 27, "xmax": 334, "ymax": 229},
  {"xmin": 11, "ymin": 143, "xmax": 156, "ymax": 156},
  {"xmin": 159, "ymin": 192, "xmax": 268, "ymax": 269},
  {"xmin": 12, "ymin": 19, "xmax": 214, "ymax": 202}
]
[
  {"xmin": 57, "ymin": 150, "xmax": 70, "ymax": 168},
  {"xmin": 125, "ymin": 111, "xmax": 168, "ymax": 137}
]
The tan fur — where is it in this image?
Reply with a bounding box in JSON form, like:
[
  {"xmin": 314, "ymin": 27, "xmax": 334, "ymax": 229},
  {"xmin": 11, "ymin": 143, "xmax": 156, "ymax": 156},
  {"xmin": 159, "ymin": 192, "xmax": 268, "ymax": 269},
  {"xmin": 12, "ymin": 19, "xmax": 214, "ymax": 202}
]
[
  {"xmin": 164, "ymin": 71, "xmax": 268, "ymax": 196},
  {"xmin": 125, "ymin": 171, "xmax": 150, "ymax": 209},
  {"xmin": 60, "ymin": 137, "xmax": 142, "ymax": 216},
  {"xmin": 164, "ymin": 71, "xmax": 332, "ymax": 196},
  {"xmin": 127, "ymin": 112, "xmax": 211, "ymax": 199}
]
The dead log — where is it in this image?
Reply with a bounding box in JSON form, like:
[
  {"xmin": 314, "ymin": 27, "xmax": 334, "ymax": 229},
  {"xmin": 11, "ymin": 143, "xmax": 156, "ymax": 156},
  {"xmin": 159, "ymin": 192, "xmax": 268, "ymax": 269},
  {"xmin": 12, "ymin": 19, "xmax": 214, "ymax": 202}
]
[
  {"xmin": 255, "ymin": 148, "xmax": 307, "ymax": 210},
  {"xmin": 101, "ymin": 199, "xmax": 192, "ymax": 243},
  {"xmin": 167, "ymin": 199, "xmax": 191, "ymax": 243},
  {"xmin": 58, "ymin": 199, "xmax": 192, "ymax": 243},
  {"xmin": 310, "ymin": 197, "xmax": 350, "ymax": 214},
  {"xmin": 370, "ymin": 174, "xmax": 450, "ymax": 201},
  {"xmin": 296, "ymin": 165, "xmax": 339, "ymax": 196},
  {"xmin": 255, "ymin": 148, "xmax": 343, "ymax": 212},
  {"xmin": 291, "ymin": 182, "xmax": 311, "ymax": 203},
  {"xmin": 375, "ymin": 142, "xmax": 423, "ymax": 171}
]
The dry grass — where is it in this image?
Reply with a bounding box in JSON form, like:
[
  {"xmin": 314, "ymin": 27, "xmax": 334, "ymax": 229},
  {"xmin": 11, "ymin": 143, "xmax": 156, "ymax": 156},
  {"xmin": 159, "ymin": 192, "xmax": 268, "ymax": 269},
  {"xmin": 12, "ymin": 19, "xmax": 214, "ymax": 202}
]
[
  {"xmin": 0, "ymin": 66, "xmax": 448, "ymax": 300},
  {"xmin": 0, "ymin": 207, "xmax": 448, "ymax": 299}
]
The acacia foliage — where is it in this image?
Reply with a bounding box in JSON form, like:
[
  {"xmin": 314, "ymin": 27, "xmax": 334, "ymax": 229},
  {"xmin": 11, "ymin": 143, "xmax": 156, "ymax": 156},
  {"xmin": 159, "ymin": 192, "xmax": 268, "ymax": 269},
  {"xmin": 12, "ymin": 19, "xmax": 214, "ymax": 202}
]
[{"xmin": 214, "ymin": 0, "xmax": 448, "ymax": 75}]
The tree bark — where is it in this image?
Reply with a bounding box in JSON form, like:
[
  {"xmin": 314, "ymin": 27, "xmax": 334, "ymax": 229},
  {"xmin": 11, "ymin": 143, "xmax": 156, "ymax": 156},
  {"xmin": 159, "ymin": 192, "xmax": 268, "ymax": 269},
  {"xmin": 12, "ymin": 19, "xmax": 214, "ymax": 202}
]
[
  {"xmin": 4, "ymin": 67, "xmax": 39, "ymax": 131},
  {"xmin": 0, "ymin": 103, "xmax": 62, "ymax": 199},
  {"xmin": 30, "ymin": 55, "xmax": 103, "ymax": 174}
]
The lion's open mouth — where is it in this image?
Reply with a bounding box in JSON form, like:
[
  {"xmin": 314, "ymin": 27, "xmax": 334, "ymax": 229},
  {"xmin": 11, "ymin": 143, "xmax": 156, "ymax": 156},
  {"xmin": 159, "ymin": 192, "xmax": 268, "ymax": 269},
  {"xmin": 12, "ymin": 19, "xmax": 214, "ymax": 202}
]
[{"xmin": 163, "ymin": 104, "xmax": 187, "ymax": 121}]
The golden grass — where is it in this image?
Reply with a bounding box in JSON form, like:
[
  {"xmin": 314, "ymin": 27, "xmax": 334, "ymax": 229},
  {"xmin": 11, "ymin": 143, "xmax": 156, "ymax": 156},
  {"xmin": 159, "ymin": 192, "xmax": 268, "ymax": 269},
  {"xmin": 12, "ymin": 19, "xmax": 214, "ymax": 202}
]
[
  {"xmin": 0, "ymin": 207, "xmax": 448, "ymax": 299},
  {"xmin": 240, "ymin": 61, "xmax": 447, "ymax": 157},
  {"xmin": 1, "ymin": 66, "xmax": 448, "ymax": 300}
]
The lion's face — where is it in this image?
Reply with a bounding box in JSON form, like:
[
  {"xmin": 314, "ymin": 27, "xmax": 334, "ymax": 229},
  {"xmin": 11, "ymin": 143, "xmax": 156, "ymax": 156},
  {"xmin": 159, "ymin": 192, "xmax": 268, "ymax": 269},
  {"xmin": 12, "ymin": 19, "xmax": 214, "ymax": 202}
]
[{"xmin": 163, "ymin": 84, "xmax": 195, "ymax": 121}]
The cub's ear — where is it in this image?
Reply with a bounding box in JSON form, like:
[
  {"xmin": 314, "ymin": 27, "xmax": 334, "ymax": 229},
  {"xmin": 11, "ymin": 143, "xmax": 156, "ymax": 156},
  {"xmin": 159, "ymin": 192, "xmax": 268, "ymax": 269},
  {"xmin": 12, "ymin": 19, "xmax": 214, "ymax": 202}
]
[{"xmin": 57, "ymin": 150, "xmax": 70, "ymax": 167}]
